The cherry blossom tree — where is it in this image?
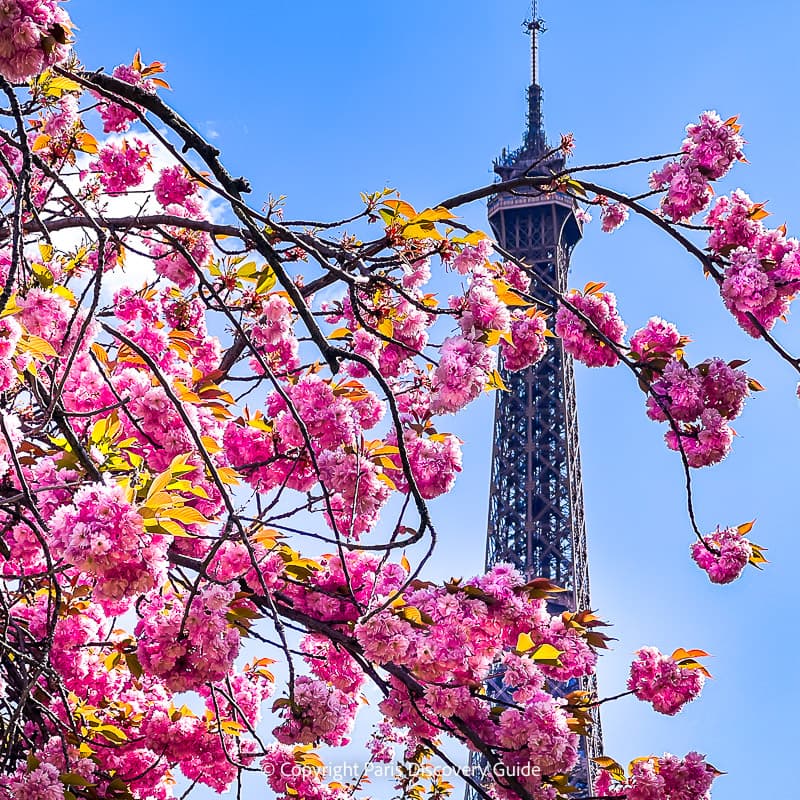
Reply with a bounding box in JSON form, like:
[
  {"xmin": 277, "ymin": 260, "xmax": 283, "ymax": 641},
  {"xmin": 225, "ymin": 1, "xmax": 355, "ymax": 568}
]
[{"xmin": 0, "ymin": 3, "xmax": 789, "ymax": 800}]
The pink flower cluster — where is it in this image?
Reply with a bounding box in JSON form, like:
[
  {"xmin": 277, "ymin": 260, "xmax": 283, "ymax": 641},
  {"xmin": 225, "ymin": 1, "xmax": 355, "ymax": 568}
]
[
  {"xmin": 691, "ymin": 526, "xmax": 753, "ymax": 584},
  {"xmin": 149, "ymin": 222, "xmax": 212, "ymax": 288},
  {"xmin": 645, "ymin": 356, "xmax": 749, "ymax": 467},
  {"xmin": 387, "ymin": 427, "xmax": 463, "ymax": 500},
  {"xmin": 555, "ymin": 288, "xmax": 627, "ymax": 367},
  {"xmin": 431, "ymin": 334, "xmax": 495, "ymax": 413},
  {"xmin": 630, "ymin": 316, "xmax": 684, "ymax": 362},
  {"xmin": 0, "ymin": 314, "xmax": 21, "ymax": 391},
  {"xmin": 248, "ymin": 293, "xmax": 300, "ymax": 375},
  {"xmin": 501, "ymin": 311, "xmax": 548, "ymax": 372},
  {"xmin": 135, "ymin": 584, "xmax": 242, "ymax": 691},
  {"xmin": 93, "ymin": 138, "xmax": 152, "ymax": 196},
  {"xmin": 452, "ymin": 238, "xmax": 493, "ymax": 274},
  {"xmin": 154, "ymin": 164, "xmax": 198, "ymax": 208},
  {"xmin": 628, "ymin": 647, "xmax": 705, "ymax": 715},
  {"xmin": 650, "ymin": 111, "xmax": 745, "ymax": 221},
  {"xmin": 348, "ymin": 564, "xmax": 600, "ymax": 795},
  {"xmin": 274, "ymin": 675, "xmax": 358, "ymax": 746},
  {"xmin": 707, "ymin": 190, "xmax": 800, "ymax": 336},
  {"xmin": 600, "ymin": 201, "xmax": 629, "ymax": 233},
  {"xmin": 48, "ymin": 480, "xmax": 168, "ymax": 612},
  {"xmin": 0, "ymin": 739, "xmax": 99, "ymax": 800},
  {"xmin": 96, "ymin": 62, "xmax": 154, "ymax": 133},
  {"xmin": 595, "ymin": 751, "xmax": 717, "ymax": 800},
  {"xmin": 0, "ymin": 0, "xmax": 71, "ymax": 83}
]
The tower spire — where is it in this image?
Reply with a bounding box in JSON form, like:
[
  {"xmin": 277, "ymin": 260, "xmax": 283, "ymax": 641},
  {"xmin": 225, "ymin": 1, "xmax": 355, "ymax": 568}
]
[{"xmin": 524, "ymin": 1, "xmax": 547, "ymax": 154}]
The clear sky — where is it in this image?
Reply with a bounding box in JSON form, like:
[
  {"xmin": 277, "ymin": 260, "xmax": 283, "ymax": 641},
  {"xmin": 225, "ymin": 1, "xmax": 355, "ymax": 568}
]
[{"xmin": 67, "ymin": 2, "xmax": 800, "ymax": 799}]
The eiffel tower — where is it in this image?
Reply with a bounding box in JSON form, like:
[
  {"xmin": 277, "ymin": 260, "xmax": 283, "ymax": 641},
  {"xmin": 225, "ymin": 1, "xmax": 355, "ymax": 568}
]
[{"xmin": 465, "ymin": 3, "xmax": 602, "ymax": 797}]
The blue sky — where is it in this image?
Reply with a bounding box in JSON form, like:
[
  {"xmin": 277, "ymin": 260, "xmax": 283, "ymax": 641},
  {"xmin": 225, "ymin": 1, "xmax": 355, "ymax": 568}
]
[{"xmin": 69, "ymin": 2, "xmax": 800, "ymax": 798}]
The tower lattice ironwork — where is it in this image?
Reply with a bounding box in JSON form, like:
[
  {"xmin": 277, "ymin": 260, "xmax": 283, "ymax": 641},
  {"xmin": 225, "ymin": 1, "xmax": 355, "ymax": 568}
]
[{"xmin": 465, "ymin": 4, "xmax": 602, "ymax": 798}]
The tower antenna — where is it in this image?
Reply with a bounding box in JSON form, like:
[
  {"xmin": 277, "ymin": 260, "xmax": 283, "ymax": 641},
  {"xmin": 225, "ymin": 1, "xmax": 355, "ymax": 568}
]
[
  {"xmin": 522, "ymin": 0, "xmax": 547, "ymax": 152},
  {"xmin": 524, "ymin": 0, "xmax": 547, "ymax": 87}
]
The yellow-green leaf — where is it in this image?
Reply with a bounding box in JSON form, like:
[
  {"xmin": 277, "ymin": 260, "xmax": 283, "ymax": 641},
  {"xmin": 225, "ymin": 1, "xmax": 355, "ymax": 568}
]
[
  {"xmin": 485, "ymin": 369, "xmax": 508, "ymax": 392},
  {"xmin": 593, "ymin": 757, "xmax": 625, "ymax": 782},
  {"xmin": 530, "ymin": 643, "xmax": 564, "ymax": 666},
  {"xmin": 515, "ymin": 632, "xmax": 535, "ymax": 653},
  {"xmin": 162, "ymin": 505, "xmax": 211, "ymax": 526}
]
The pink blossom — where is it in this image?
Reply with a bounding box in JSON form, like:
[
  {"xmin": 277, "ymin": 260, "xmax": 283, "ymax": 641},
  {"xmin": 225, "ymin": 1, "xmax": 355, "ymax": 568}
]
[
  {"xmin": 630, "ymin": 317, "xmax": 684, "ymax": 362},
  {"xmin": 48, "ymin": 479, "xmax": 168, "ymax": 611},
  {"xmin": 646, "ymin": 360, "xmax": 705, "ymax": 423},
  {"xmin": 502, "ymin": 312, "xmax": 548, "ymax": 371},
  {"xmin": 682, "ymin": 111, "xmax": 745, "ymax": 180},
  {"xmin": 700, "ymin": 357, "xmax": 748, "ymax": 419},
  {"xmin": 135, "ymin": 584, "xmax": 242, "ymax": 691},
  {"xmin": 555, "ymin": 289, "xmax": 626, "ymax": 367},
  {"xmin": 273, "ymin": 676, "xmax": 358, "ymax": 746},
  {"xmin": 387, "ymin": 427, "xmax": 463, "ymax": 500},
  {"xmin": 665, "ymin": 408, "xmax": 734, "ymax": 468},
  {"xmin": 149, "ymin": 223, "xmax": 211, "ymax": 289},
  {"xmin": 0, "ymin": 0, "xmax": 72, "ymax": 83},
  {"xmin": 691, "ymin": 526, "xmax": 753, "ymax": 584},
  {"xmin": 628, "ymin": 647, "xmax": 705, "ymax": 715},
  {"xmin": 595, "ymin": 752, "xmax": 717, "ymax": 800},
  {"xmin": 706, "ymin": 190, "xmax": 761, "ymax": 253},
  {"xmin": 431, "ymin": 335, "xmax": 495, "ymax": 413},
  {"xmin": 153, "ymin": 164, "xmax": 197, "ymax": 208},
  {"xmin": 650, "ymin": 112, "xmax": 744, "ymax": 222},
  {"xmin": 317, "ymin": 448, "xmax": 391, "ymax": 538},
  {"xmin": 452, "ymin": 239, "xmax": 493, "ymax": 275},
  {"xmin": 93, "ymin": 139, "xmax": 152, "ymax": 196},
  {"xmin": 96, "ymin": 62, "xmax": 155, "ymax": 133},
  {"xmin": 600, "ymin": 202, "xmax": 629, "ymax": 233}
]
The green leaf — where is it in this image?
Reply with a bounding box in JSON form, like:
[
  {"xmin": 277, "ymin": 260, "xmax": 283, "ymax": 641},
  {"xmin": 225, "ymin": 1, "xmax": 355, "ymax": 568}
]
[{"xmin": 60, "ymin": 773, "xmax": 94, "ymax": 788}]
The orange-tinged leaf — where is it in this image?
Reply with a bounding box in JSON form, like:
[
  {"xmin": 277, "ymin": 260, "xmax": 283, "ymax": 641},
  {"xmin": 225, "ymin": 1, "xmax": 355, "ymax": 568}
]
[
  {"xmin": 95, "ymin": 724, "xmax": 128, "ymax": 744},
  {"xmin": 217, "ymin": 467, "xmax": 240, "ymax": 486},
  {"xmin": 409, "ymin": 206, "xmax": 456, "ymax": 224},
  {"xmin": 155, "ymin": 518, "xmax": 192, "ymax": 538},
  {"xmin": 42, "ymin": 74, "xmax": 80, "ymax": 97},
  {"xmin": 462, "ymin": 230, "xmax": 489, "ymax": 245},
  {"xmin": 748, "ymin": 203, "xmax": 770, "ymax": 221},
  {"xmin": 737, "ymin": 520, "xmax": 755, "ymax": 535},
  {"xmin": 675, "ymin": 658, "xmax": 712, "ymax": 678},
  {"xmin": 484, "ymin": 329, "xmax": 514, "ymax": 347},
  {"xmin": 400, "ymin": 553, "xmax": 411, "ymax": 572},
  {"xmin": 583, "ymin": 281, "xmax": 607, "ymax": 296},
  {"xmin": 376, "ymin": 318, "xmax": 394, "ymax": 338},
  {"xmin": 22, "ymin": 335, "xmax": 58, "ymax": 359},
  {"xmin": 76, "ymin": 131, "xmax": 98, "ymax": 155},
  {"xmin": 327, "ymin": 327, "xmax": 351, "ymax": 340},
  {"xmin": 32, "ymin": 134, "xmax": 51, "ymax": 151},
  {"xmin": 383, "ymin": 199, "xmax": 416, "ymax": 218},
  {"xmin": 402, "ymin": 221, "xmax": 444, "ymax": 241},
  {"xmin": 376, "ymin": 472, "xmax": 397, "ymax": 491},
  {"xmin": 593, "ymin": 757, "xmax": 625, "ymax": 782},
  {"xmin": 492, "ymin": 279, "xmax": 530, "ymax": 307},
  {"xmin": 162, "ymin": 505, "xmax": 211, "ymax": 526},
  {"xmin": 671, "ymin": 648, "xmax": 710, "ymax": 660},
  {"xmin": 485, "ymin": 369, "xmax": 508, "ymax": 392}
]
